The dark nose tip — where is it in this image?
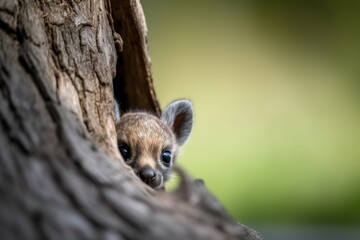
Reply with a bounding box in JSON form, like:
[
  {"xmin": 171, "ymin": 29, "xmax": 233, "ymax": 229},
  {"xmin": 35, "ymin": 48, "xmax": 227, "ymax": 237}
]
[{"xmin": 139, "ymin": 168, "xmax": 156, "ymax": 183}]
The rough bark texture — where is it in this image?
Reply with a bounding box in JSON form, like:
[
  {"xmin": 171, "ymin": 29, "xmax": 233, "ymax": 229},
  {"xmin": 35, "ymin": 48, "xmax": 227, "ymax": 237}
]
[{"xmin": 0, "ymin": 0, "xmax": 262, "ymax": 239}]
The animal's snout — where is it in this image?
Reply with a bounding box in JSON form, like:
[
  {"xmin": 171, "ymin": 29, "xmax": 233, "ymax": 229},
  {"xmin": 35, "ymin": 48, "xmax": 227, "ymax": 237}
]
[{"xmin": 139, "ymin": 167, "xmax": 156, "ymax": 183}]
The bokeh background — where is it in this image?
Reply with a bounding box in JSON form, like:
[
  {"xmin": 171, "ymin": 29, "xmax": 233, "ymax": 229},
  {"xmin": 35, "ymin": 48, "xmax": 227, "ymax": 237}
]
[{"xmin": 141, "ymin": 1, "xmax": 360, "ymax": 239}]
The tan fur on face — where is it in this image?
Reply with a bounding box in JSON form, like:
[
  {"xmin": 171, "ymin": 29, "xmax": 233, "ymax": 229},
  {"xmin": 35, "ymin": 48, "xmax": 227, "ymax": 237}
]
[
  {"xmin": 116, "ymin": 113, "xmax": 178, "ymax": 171},
  {"xmin": 115, "ymin": 100, "xmax": 193, "ymax": 190}
]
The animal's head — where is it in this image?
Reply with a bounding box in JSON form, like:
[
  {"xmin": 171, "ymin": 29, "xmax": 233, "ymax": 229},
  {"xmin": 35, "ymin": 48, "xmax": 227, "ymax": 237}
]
[{"xmin": 115, "ymin": 100, "xmax": 193, "ymax": 190}]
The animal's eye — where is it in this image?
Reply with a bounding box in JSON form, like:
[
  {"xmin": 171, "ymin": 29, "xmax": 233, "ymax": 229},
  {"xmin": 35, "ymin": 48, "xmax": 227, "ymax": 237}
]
[
  {"xmin": 119, "ymin": 144, "xmax": 131, "ymax": 162},
  {"xmin": 161, "ymin": 150, "xmax": 172, "ymax": 167}
]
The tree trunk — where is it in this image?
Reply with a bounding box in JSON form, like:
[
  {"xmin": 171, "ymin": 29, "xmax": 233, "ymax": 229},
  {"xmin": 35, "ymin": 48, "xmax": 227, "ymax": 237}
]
[{"xmin": 0, "ymin": 0, "xmax": 262, "ymax": 239}]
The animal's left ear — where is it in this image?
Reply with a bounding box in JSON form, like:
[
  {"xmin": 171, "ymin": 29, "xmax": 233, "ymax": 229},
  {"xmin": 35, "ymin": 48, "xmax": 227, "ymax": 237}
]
[{"xmin": 161, "ymin": 100, "xmax": 194, "ymax": 146}]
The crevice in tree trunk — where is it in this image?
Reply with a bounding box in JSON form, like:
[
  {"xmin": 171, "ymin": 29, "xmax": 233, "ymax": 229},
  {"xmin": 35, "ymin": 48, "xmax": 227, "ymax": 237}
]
[{"xmin": 110, "ymin": 0, "xmax": 161, "ymax": 116}]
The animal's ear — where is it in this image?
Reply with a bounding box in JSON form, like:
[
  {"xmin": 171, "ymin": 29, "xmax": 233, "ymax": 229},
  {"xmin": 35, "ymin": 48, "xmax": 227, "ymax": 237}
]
[{"xmin": 161, "ymin": 100, "xmax": 194, "ymax": 146}]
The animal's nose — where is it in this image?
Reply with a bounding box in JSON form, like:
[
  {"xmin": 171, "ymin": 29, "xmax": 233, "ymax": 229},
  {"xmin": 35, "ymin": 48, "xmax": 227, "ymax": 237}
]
[{"xmin": 139, "ymin": 167, "xmax": 156, "ymax": 183}]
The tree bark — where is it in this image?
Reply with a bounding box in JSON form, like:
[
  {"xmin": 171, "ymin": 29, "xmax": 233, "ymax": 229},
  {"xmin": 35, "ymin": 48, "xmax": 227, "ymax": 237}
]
[{"xmin": 0, "ymin": 0, "xmax": 262, "ymax": 239}]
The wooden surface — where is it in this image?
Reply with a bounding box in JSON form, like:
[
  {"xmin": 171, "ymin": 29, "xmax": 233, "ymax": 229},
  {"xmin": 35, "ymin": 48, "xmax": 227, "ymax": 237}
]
[
  {"xmin": 111, "ymin": 0, "xmax": 161, "ymax": 116},
  {"xmin": 0, "ymin": 0, "xmax": 262, "ymax": 239}
]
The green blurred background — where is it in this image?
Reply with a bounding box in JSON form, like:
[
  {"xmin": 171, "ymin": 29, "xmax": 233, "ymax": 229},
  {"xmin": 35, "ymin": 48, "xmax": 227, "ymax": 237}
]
[{"xmin": 141, "ymin": 0, "xmax": 360, "ymax": 236}]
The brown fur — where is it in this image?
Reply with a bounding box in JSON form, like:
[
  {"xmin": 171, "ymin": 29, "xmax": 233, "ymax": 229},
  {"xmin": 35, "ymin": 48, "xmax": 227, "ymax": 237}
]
[
  {"xmin": 116, "ymin": 113, "xmax": 178, "ymax": 189},
  {"xmin": 116, "ymin": 100, "xmax": 193, "ymax": 190}
]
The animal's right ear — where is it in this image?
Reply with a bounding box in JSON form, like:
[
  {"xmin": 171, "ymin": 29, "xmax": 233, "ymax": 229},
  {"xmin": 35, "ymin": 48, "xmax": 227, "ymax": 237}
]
[
  {"xmin": 161, "ymin": 100, "xmax": 194, "ymax": 146},
  {"xmin": 115, "ymin": 100, "xmax": 121, "ymax": 122}
]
